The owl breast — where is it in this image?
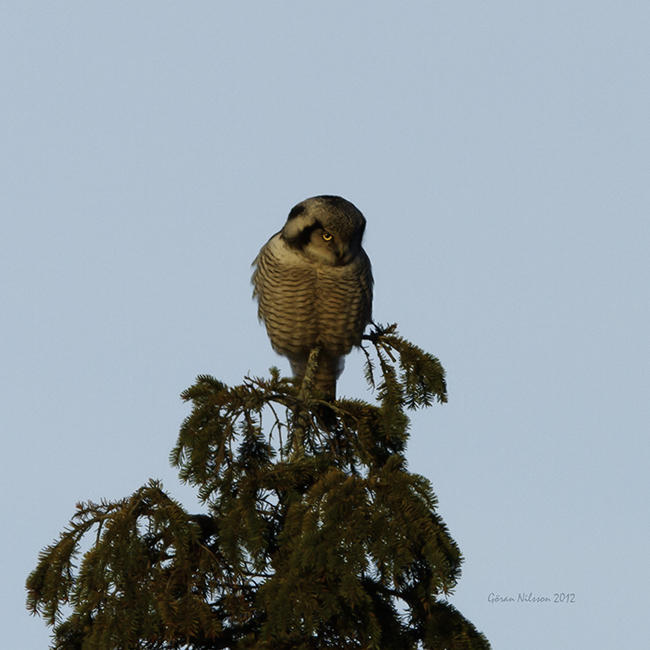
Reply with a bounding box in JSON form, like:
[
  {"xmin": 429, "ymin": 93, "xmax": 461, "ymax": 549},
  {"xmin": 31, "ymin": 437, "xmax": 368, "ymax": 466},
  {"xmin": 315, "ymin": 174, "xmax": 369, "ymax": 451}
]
[{"xmin": 252, "ymin": 233, "xmax": 372, "ymax": 359}]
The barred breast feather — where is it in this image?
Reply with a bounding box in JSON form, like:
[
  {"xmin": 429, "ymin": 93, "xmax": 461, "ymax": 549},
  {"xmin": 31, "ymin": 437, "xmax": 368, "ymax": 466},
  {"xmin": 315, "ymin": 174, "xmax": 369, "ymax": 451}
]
[{"xmin": 252, "ymin": 233, "xmax": 372, "ymax": 397}]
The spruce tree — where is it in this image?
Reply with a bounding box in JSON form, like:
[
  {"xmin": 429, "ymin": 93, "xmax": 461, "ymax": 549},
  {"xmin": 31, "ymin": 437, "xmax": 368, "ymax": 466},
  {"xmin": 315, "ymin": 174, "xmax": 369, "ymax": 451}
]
[{"xmin": 27, "ymin": 324, "xmax": 490, "ymax": 649}]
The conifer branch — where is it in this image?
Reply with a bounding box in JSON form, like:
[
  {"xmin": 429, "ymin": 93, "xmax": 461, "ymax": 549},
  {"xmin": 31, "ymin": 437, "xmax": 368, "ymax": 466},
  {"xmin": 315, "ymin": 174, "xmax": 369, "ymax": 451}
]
[{"xmin": 26, "ymin": 325, "xmax": 488, "ymax": 649}]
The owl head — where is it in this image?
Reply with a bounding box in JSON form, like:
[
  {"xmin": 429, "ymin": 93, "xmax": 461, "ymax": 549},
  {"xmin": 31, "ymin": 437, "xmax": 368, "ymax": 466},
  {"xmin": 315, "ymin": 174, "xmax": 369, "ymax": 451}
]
[{"xmin": 281, "ymin": 195, "xmax": 367, "ymax": 266}]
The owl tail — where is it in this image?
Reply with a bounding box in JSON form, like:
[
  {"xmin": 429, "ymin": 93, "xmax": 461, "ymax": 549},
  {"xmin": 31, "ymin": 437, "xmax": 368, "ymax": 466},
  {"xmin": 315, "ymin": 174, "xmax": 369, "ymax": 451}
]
[{"xmin": 290, "ymin": 351, "xmax": 343, "ymax": 401}]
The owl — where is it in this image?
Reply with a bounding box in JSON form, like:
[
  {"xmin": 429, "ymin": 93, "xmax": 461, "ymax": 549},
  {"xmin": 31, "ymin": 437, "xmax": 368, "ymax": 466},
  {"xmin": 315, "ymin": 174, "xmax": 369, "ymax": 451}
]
[{"xmin": 252, "ymin": 195, "xmax": 373, "ymax": 399}]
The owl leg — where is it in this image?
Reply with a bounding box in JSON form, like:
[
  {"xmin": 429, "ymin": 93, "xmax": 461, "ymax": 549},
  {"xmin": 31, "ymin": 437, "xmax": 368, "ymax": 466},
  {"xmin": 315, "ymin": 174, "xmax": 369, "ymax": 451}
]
[
  {"xmin": 312, "ymin": 352, "xmax": 341, "ymax": 401},
  {"xmin": 288, "ymin": 348, "xmax": 340, "ymax": 433},
  {"xmin": 290, "ymin": 349, "xmax": 339, "ymax": 400},
  {"xmin": 289, "ymin": 356, "xmax": 308, "ymax": 388}
]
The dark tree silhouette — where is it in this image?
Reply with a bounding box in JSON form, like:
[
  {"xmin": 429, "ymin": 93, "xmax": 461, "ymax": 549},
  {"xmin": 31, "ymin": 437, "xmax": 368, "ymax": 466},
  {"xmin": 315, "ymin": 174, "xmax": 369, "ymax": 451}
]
[{"xmin": 27, "ymin": 324, "xmax": 490, "ymax": 649}]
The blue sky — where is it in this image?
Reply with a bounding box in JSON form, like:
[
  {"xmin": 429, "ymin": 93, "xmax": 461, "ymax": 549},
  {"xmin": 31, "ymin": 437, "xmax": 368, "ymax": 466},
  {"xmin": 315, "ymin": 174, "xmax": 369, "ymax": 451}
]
[{"xmin": 2, "ymin": 2, "xmax": 648, "ymax": 648}]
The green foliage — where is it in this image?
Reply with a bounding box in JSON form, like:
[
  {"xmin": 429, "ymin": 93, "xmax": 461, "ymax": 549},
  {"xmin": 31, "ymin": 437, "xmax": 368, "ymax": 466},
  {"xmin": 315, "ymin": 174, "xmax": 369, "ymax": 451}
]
[{"xmin": 27, "ymin": 325, "xmax": 490, "ymax": 649}]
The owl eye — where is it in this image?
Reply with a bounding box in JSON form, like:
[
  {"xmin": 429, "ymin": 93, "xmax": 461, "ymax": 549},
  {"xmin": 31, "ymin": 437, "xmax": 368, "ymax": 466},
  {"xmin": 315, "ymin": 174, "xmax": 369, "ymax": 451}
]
[{"xmin": 322, "ymin": 231, "xmax": 333, "ymax": 242}]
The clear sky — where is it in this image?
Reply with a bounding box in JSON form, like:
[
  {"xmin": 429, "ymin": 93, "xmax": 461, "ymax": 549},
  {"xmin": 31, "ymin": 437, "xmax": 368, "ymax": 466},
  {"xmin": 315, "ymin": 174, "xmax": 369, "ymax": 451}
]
[{"xmin": 2, "ymin": 2, "xmax": 648, "ymax": 648}]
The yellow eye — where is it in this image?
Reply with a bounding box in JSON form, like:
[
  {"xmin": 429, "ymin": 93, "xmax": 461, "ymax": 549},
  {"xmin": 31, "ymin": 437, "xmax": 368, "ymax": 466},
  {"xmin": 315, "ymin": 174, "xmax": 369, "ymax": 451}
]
[{"xmin": 322, "ymin": 231, "xmax": 333, "ymax": 242}]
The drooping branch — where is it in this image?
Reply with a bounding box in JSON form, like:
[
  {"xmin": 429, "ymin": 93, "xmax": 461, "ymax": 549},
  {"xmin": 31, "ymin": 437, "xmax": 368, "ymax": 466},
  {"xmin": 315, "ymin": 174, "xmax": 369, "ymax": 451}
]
[{"xmin": 26, "ymin": 325, "xmax": 489, "ymax": 650}]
